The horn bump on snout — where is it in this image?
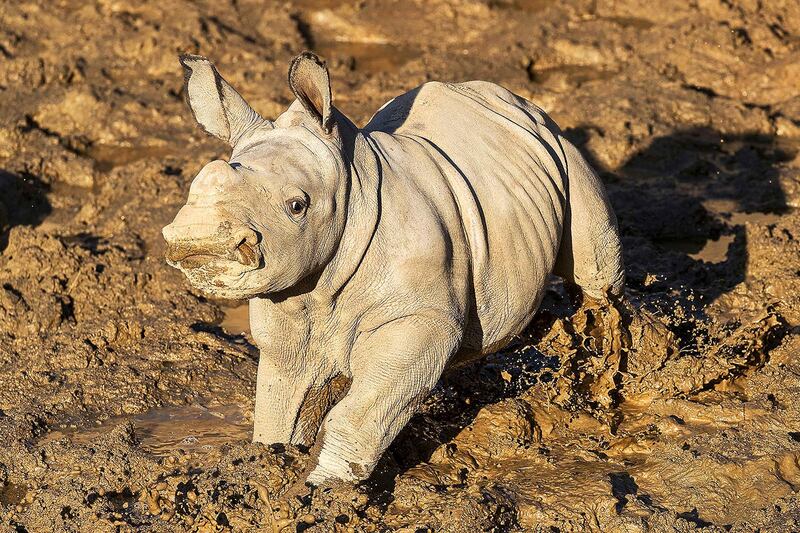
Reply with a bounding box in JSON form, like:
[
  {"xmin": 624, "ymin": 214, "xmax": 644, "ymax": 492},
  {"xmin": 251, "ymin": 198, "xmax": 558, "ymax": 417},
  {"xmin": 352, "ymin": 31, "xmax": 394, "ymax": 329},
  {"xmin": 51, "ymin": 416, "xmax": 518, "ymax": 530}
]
[{"xmin": 189, "ymin": 160, "xmax": 244, "ymax": 196}]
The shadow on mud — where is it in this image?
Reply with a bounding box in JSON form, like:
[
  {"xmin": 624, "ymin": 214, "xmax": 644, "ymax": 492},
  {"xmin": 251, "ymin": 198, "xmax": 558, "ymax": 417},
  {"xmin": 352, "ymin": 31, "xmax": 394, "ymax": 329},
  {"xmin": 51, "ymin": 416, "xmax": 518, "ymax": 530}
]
[
  {"xmin": 191, "ymin": 320, "xmax": 259, "ymax": 356},
  {"xmin": 598, "ymin": 127, "xmax": 794, "ymax": 312},
  {"xmin": 371, "ymin": 126, "xmax": 795, "ymax": 493},
  {"xmin": 0, "ymin": 170, "xmax": 52, "ymax": 251}
]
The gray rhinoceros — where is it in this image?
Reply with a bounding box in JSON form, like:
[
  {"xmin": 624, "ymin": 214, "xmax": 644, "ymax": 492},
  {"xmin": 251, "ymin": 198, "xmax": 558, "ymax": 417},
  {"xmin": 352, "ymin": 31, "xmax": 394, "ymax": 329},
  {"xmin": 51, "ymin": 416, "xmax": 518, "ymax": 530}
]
[{"xmin": 162, "ymin": 52, "xmax": 624, "ymax": 485}]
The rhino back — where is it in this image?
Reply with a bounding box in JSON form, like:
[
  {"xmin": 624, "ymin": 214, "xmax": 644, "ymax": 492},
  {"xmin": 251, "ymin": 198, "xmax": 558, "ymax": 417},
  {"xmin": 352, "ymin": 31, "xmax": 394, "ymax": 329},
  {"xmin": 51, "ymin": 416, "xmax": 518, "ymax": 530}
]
[{"xmin": 364, "ymin": 81, "xmax": 568, "ymax": 355}]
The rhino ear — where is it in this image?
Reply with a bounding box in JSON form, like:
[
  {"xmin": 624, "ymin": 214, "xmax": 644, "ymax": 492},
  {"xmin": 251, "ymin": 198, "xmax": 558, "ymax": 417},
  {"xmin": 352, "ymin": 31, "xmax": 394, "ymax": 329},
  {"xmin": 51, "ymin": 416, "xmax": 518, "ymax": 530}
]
[
  {"xmin": 179, "ymin": 54, "xmax": 270, "ymax": 145},
  {"xmin": 288, "ymin": 52, "xmax": 334, "ymax": 134}
]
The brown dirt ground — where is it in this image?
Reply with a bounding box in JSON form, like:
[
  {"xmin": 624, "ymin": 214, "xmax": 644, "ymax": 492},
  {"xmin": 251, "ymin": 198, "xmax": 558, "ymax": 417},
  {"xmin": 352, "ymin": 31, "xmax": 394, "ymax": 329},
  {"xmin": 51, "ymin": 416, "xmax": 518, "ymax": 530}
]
[{"xmin": 2, "ymin": 0, "xmax": 800, "ymax": 531}]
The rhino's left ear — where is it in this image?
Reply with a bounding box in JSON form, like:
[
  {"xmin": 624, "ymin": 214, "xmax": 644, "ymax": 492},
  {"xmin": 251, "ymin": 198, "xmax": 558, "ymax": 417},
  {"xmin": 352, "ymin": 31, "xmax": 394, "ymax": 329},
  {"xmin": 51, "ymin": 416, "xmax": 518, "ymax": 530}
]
[
  {"xmin": 179, "ymin": 54, "xmax": 271, "ymax": 146},
  {"xmin": 288, "ymin": 52, "xmax": 334, "ymax": 135}
]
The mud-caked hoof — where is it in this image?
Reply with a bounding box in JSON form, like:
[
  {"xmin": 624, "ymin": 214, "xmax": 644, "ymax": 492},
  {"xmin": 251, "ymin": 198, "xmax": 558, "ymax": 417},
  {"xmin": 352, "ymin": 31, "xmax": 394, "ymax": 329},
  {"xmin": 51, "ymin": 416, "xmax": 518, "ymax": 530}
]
[{"xmin": 306, "ymin": 460, "xmax": 365, "ymax": 487}]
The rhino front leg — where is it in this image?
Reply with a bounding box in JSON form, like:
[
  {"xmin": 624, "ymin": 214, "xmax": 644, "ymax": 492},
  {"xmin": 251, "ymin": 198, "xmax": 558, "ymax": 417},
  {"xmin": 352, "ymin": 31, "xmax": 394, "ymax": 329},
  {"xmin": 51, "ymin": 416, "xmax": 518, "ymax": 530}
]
[
  {"xmin": 253, "ymin": 357, "xmax": 312, "ymax": 446},
  {"xmin": 306, "ymin": 315, "xmax": 461, "ymax": 485}
]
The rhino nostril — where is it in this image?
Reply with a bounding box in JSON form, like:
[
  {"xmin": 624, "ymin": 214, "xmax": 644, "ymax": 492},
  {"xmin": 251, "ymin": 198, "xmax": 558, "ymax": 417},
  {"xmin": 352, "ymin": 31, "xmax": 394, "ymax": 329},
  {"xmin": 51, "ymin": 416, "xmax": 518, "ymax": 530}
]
[
  {"xmin": 232, "ymin": 229, "xmax": 260, "ymax": 267},
  {"xmin": 236, "ymin": 239, "xmax": 257, "ymax": 266}
]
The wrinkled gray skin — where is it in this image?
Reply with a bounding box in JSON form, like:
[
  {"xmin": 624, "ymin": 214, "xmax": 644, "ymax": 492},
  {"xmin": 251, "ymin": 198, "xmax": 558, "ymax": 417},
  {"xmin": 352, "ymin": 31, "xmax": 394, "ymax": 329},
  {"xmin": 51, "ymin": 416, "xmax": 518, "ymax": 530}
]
[{"xmin": 162, "ymin": 52, "xmax": 624, "ymax": 485}]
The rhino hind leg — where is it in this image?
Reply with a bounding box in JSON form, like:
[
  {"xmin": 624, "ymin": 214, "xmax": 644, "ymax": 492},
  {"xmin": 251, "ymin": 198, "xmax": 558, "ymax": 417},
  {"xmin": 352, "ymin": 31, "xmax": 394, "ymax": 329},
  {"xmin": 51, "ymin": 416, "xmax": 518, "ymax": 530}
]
[
  {"xmin": 306, "ymin": 315, "xmax": 460, "ymax": 485},
  {"xmin": 554, "ymin": 141, "xmax": 625, "ymax": 300}
]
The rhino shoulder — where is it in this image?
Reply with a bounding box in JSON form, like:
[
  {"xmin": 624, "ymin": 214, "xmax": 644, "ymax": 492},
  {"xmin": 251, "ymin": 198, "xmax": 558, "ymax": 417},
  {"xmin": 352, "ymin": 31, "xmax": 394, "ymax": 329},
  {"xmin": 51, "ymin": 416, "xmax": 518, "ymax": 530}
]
[
  {"xmin": 364, "ymin": 80, "xmax": 552, "ymax": 137},
  {"xmin": 366, "ymin": 80, "xmax": 498, "ymax": 133}
]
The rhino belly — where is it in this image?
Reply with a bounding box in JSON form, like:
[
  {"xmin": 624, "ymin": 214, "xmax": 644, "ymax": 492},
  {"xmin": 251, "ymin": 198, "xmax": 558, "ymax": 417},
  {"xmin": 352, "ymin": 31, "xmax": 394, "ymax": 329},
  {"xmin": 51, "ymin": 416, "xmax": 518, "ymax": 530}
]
[
  {"xmin": 479, "ymin": 228, "xmax": 560, "ymax": 355},
  {"xmin": 449, "ymin": 153, "xmax": 565, "ymax": 357}
]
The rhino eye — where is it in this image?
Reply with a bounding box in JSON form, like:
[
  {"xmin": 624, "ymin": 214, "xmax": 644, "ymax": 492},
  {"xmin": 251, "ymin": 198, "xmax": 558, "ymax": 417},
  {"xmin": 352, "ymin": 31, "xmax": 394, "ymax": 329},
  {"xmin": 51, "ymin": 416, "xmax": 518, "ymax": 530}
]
[{"xmin": 286, "ymin": 197, "xmax": 308, "ymax": 217}]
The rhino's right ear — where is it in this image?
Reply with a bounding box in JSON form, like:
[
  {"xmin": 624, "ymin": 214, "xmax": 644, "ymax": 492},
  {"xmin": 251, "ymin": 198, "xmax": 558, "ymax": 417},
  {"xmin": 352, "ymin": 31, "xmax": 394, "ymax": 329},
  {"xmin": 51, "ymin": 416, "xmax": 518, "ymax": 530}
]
[
  {"xmin": 179, "ymin": 54, "xmax": 271, "ymax": 146},
  {"xmin": 288, "ymin": 52, "xmax": 334, "ymax": 134}
]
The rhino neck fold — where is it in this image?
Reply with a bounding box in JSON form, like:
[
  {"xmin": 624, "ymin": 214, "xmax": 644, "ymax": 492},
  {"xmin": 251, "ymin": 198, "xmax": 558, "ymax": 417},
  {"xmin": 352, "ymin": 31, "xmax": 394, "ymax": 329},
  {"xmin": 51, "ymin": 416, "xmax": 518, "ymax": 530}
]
[{"xmin": 317, "ymin": 122, "xmax": 381, "ymax": 300}]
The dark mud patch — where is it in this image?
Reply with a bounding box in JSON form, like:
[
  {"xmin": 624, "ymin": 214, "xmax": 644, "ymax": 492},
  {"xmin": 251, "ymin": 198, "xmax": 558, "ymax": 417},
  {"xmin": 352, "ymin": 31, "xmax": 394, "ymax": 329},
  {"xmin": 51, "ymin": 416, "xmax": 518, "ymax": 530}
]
[
  {"xmin": 87, "ymin": 144, "xmax": 177, "ymax": 173},
  {"xmin": 489, "ymin": 0, "xmax": 552, "ymax": 12},
  {"xmin": 0, "ymin": 170, "xmax": 51, "ymax": 250},
  {"xmin": 530, "ymin": 65, "xmax": 618, "ymax": 88}
]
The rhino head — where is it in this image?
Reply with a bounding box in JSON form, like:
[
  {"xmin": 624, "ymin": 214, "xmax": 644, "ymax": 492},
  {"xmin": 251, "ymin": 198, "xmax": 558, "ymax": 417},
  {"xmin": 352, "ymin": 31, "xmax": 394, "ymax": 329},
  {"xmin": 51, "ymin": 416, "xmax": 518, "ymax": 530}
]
[{"xmin": 162, "ymin": 53, "xmax": 351, "ymax": 300}]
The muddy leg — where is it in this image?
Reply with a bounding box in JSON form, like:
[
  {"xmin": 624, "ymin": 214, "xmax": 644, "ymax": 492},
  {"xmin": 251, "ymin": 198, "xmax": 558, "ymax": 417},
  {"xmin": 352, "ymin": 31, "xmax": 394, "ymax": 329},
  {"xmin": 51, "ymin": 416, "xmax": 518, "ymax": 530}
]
[
  {"xmin": 290, "ymin": 374, "xmax": 352, "ymax": 447},
  {"xmin": 306, "ymin": 317, "xmax": 460, "ymax": 484}
]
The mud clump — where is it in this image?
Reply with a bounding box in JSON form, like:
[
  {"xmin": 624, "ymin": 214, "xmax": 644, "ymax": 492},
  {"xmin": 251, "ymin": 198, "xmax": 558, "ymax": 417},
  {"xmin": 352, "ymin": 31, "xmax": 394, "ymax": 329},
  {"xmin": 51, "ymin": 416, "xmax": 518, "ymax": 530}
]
[{"xmin": 2, "ymin": 0, "xmax": 800, "ymax": 531}]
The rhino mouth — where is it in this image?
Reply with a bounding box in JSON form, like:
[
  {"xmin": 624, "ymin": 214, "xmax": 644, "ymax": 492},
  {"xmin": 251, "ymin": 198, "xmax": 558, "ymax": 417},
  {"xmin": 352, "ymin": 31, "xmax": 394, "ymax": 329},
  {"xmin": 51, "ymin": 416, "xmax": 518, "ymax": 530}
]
[
  {"xmin": 177, "ymin": 253, "xmax": 225, "ymax": 270},
  {"xmin": 166, "ymin": 238, "xmax": 261, "ymax": 268},
  {"xmin": 166, "ymin": 241, "xmax": 261, "ymax": 271}
]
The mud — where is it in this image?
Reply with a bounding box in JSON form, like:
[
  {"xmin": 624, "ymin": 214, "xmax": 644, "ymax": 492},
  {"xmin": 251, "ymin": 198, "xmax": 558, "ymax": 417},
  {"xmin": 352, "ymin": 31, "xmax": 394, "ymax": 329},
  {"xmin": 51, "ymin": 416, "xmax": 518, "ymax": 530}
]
[{"xmin": 1, "ymin": 0, "xmax": 800, "ymax": 531}]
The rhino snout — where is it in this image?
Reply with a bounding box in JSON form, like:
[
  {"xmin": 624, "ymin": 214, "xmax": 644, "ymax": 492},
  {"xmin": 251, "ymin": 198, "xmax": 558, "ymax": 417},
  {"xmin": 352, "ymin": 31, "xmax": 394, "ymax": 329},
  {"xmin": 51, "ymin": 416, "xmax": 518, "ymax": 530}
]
[{"xmin": 162, "ymin": 224, "xmax": 261, "ymax": 269}]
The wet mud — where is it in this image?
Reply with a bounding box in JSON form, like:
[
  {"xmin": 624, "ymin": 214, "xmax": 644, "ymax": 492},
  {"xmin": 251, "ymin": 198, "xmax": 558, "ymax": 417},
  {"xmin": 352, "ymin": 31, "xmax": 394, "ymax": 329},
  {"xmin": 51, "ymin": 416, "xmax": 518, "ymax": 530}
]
[{"xmin": 2, "ymin": 0, "xmax": 800, "ymax": 531}]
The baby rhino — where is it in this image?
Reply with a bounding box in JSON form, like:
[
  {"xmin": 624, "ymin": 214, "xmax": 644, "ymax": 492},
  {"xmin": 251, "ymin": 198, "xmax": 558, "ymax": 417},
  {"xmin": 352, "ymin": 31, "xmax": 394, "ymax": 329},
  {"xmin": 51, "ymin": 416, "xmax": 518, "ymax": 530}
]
[{"xmin": 163, "ymin": 52, "xmax": 624, "ymax": 485}]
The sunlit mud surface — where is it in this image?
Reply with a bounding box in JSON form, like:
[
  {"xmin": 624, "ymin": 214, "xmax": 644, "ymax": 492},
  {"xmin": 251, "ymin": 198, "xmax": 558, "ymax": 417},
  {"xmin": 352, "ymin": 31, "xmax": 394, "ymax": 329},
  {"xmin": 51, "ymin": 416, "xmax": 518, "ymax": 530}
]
[{"xmin": 2, "ymin": 0, "xmax": 800, "ymax": 531}]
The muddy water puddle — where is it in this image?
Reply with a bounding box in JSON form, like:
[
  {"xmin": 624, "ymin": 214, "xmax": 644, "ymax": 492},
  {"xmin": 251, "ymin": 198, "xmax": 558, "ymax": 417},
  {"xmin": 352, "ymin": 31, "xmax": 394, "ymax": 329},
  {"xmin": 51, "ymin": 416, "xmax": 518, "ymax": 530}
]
[
  {"xmin": 658, "ymin": 234, "xmax": 736, "ymax": 264},
  {"xmin": 294, "ymin": 0, "xmax": 423, "ymax": 75},
  {"xmin": 659, "ymin": 208, "xmax": 786, "ymax": 263},
  {"xmin": 312, "ymin": 40, "xmax": 420, "ymax": 73},
  {"xmin": 221, "ymin": 304, "xmax": 250, "ymax": 336},
  {"xmin": 702, "ymin": 197, "xmax": 790, "ymax": 223},
  {"xmin": 131, "ymin": 404, "xmax": 251, "ymax": 456},
  {"xmin": 43, "ymin": 404, "xmax": 251, "ymax": 457}
]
